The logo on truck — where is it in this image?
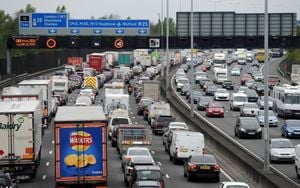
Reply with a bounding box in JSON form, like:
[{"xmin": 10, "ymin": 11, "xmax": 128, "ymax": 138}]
[
  {"xmin": 0, "ymin": 121, "xmax": 23, "ymax": 131},
  {"xmin": 70, "ymin": 131, "xmax": 93, "ymax": 151}
]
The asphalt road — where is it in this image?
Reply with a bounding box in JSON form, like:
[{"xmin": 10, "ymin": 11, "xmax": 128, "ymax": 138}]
[
  {"xmin": 174, "ymin": 57, "xmax": 300, "ymax": 186},
  {"xmin": 20, "ymin": 74, "xmax": 230, "ymax": 188}
]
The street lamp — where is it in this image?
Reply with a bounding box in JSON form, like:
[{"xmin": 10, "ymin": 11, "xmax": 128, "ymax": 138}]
[
  {"xmin": 165, "ymin": 0, "xmax": 170, "ymax": 93},
  {"xmin": 190, "ymin": 0, "xmax": 195, "ymax": 117},
  {"xmin": 263, "ymin": 0, "xmax": 270, "ymax": 171},
  {"xmin": 160, "ymin": 0, "xmax": 164, "ymax": 78}
]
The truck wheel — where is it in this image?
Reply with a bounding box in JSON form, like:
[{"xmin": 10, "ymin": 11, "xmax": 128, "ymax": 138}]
[{"xmin": 296, "ymin": 166, "xmax": 300, "ymax": 179}]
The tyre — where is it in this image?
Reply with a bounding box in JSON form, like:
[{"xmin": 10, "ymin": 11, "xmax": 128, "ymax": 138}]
[
  {"xmin": 187, "ymin": 173, "xmax": 193, "ymax": 182},
  {"xmin": 184, "ymin": 170, "xmax": 187, "ymax": 177},
  {"xmin": 296, "ymin": 166, "xmax": 300, "ymax": 179},
  {"xmin": 215, "ymin": 175, "xmax": 220, "ymax": 182},
  {"xmin": 169, "ymin": 154, "xmax": 173, "ymax": 161}
]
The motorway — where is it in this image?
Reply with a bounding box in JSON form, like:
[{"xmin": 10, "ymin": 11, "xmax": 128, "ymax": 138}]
[
  {"xmin": 20, "ymin": 74, "xmax": 231, "ymax": 187},
  {"xmin": 173, "ymin": 56, "xmax": 300, "ymax": 186}
]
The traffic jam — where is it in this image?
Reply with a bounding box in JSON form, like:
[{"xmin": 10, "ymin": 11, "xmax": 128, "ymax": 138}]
[{"xmin": 0, "ymin": 48, "xmax": 295, "ymax": 188}]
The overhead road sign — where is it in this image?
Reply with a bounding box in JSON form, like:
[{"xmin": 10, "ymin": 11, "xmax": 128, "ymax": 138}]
[
  {"xmin": 7, "ymin": 35, "xmax": 300, "ymax": 50},
  {"xmin": 18, "ymin": 13, "xmax": 150, "ymax": 36},
  {"xmin": 177, "ymin": 12, "xmax": 297, "ymax": 37}
]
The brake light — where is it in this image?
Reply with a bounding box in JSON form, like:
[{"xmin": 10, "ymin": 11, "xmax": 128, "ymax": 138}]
[
  {"xmin": 128, "ymin": 168, "xmax": 133, "ymax": 174},
  {"xmin": 175, "ymin": 147, "xmax": 178, "ymax": 154},
  {"xmin": 188, "ymin": 164, "xmax": 197, "ymax": 171},
  {"xmin": 125, "ymin": 156, "xmax": 131, "ymax": 161},
  {"xmin": 214, "ymin": 164, "xmax": 220, "ymax": 172}
]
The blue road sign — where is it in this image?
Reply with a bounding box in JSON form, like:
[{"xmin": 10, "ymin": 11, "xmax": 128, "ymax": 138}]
[
  {"xmin": 116, "ymin": 29, "xmax": 125, "ymax": 34},
  {"xmin": 48, "ymin": 29, "xmax": 57, "ymax": 34},
  {"xmin": 138, "ymin": 29, "xmax": 148, "ymax": 35},
  {"xmin": 93, "ymin": 29, "xmax": 102, "ymax": 34},
  {"xmin": 20, "ymin": 22, "xmax": 29, "ymax": 28},
  {"xmin": 68, "ymin": 19, "xmax": 149, "ymax": 28},
  {"xmin": 32, "ymin": 13, "xmax": 67, "ymax": 27},
  {"xmin": 70, "ymin": 29, "xmax": 80, "ymax": 34}
]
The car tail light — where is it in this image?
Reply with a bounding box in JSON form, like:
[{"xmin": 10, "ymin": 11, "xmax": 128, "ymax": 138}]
[
  {"xmin": 214, "ymin": 164, "xmax": 220, "ymax": 172},
  {"xmin": 175, "ymin": 147, "xmax": 178, "ymax": 154},
  {"xmin": 127, "ymin": 168, "xmax": 133, "ymax": 174},
  {"xmin": 188, "ymin": 164, "xmax": 197, "ymax": 171},
  {"xmin": 125, "ymin": 156, "xmax": 131, "ymax": 161}
]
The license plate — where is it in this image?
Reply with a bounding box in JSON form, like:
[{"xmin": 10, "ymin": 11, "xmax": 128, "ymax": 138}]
[
  {"xmin": 248, "ymin": 132, "xmax": 255, "ymax": 135},
  {"xmin": 16, "ymin": 175, "xmax": 30, "ymax": 180},
  {"xmin": 295, "ymin": 132, "xmax": 300, "ymax": 135},
  {"xmin": 180, "ymin": 148, "xmax": 188, "ymax": 152},
  {"xmin": 200, "ymin": 165, "xmax": 211, "ymax": 170}
]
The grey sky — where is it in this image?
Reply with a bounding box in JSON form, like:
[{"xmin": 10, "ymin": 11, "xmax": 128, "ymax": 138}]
[{"xmin": 1, "ymin": 0, "xmax": 299, "ymax": 22}]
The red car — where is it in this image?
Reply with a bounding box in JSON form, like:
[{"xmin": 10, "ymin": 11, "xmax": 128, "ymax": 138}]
[
  {"xmin": 240, "ymin": 74, "xmax": 252, "ymax": 85},
  {"xmin": 199, "ymin": 64, "xmax": 209, "ymax": 72},
  {"xmin": 206, "ymin": 102, "xmax": 224, "ymax": 118},
  {"xmin": 268, "ymin": 75, "xmax": 280, "ymax": 89}
]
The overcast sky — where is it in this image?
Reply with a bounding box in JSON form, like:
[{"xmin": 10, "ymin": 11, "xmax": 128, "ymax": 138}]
[{"xmin": 1, "ymin": 0, "xmax": 299, "ymax": 22}]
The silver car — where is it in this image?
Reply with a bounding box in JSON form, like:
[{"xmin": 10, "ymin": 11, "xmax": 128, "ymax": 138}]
[
  {"xmin": 256, "ymin": 110, "xmax": 278, "ymax": 127},
  {"xmin": 240, "ymin": 103, "xmax": 259, "ymax": 117}
]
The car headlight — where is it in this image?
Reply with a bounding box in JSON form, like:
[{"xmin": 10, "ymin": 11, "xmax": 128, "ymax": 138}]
[
  {"xmin": 285, "ymin": 109, "xmax": 292, "ymax": 114},
  {"xmin": 240, "ymin": 128, "xmax": 246, "ymax": 132},
  {"xmin": 257, "ymin": 128, "xmax": 262, "ymax": 132},
  {"xmin": 272, "ymin": 151, "xmax": 280, "ymax": 156},
  {"xmin": 286, "ymin": 128, "xmax": 294, "ymax": 133}
]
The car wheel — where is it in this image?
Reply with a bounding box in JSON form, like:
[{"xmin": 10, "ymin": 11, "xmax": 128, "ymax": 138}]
[
  {"xmin": 215, "ymin": 175, "xmax": 220, "ymax": 182},
  {"xmin": 285, "ymin": 132, "xmax": 289, "ymax": 138},
  {"xmin": 187, "ymin": 173, "xmax": 193, "ymax": 182},
  {"xmin": 296, "ymin": 166, "xmax": 300, "ymax": 179},
  {"xmin": 184, "ymin": 169, "xmax": 187, "ymax": 177}
]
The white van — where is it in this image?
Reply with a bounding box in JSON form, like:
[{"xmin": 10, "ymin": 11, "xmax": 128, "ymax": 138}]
[
  {"xmin": 169, "ymin": 131, "xmax": 205, "ymax": 164},
  {"xmin": 230, "ymin": 92, "xmax": 248, "ymax": 111},
  {"xmin": 295, "ymin": 144, "xmax": 300, "ymax": 178}
]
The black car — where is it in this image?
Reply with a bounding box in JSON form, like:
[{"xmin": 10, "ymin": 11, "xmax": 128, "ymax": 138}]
[
  {"xmin": 199, "ymin": 78, "xmax": 210, "ymax": 88},
  {"xmin": 183, "ymin": 154, "xmax": 220, "ymax": 182},
  {"xmin": 252, "ymin": 82, "xmax": 267, "ymax": 96},
  {"xmin": 0, "ymin": 172, "xmax": 18, "ymax": 188},
  {"xmin": 205, "ymin": 85, "xmax": 218, "ymax": 96},
  {"xmin": 244, "ymin": 89, "xmax": 259, "ymax": 102},
  {"xmin": 130, "ymin": 166, "xmax": 164, "ymax": 188},
  {"xmin": 187, "ymin": 91, "xmax": 202, "ymax": 104},
  {"xmin": 222, "ymin": 80, "xmax": 234, "ymax": 90},
  {"xmin": 197, "ymin": 96, "xmax": 213, "ymax": 110},
  {"xmin": 234, "ymin": 117, "xmax": 262, "ymax": 139},
  {"xmin": 137, "ymin": 98, "xmax": 154, "ymax": 115},
  {"xmin": 152, "ymin": 115, "xmax": 176, "ymax": 135}
]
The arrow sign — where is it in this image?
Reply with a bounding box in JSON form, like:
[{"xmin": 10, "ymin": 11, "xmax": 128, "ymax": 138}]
[
  {"xmin": 93, "ymin": 29, "xmax": 102, "ymax": 34},
  {"xmin": 116, "ymin": 29, "xmax": 124, "ymax": 34},
  {"xmin": 70, "ymin": 29, "xmax": 80, "ymax": 34},
  {"xmin": 138, "ymin": 29, "xmax": 147, "ymax": 34},
  {"xmin": 48, "ymin": 29, "xmax": 57, "ymax": 34}
]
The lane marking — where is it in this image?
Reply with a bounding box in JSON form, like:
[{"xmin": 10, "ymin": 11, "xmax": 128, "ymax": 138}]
[
  {"xmin": 49, "ymin": 150, "xmax": 53, "ymax": 155},
  {"xmin": 221, "ymin": 169, "xmax": 235, "ymax": 182},
  {"xmin": 130, "ymin": 112, "xmax": 133, "ymax": 115},
  {"xmin": 165, "ymin": 174, "xmax": 170, "ymax": 179},
  {"xmin": 46, "ymin": 162, "xmax": 50, "ymax": 166},
  {"xmin": 42, "ymin": 175, "xmax": 47, "ymax": 180},
  {"xmin": 52, "ymin": 140, "xmax": 55, "ymax": 144},
  {"xmin": 132, "ymin": 117, "xmax": 135, "ymax": 119}
]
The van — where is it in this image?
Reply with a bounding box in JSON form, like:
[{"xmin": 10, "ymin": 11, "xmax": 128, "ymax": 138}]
[
  {"xmin": 295, "ymin": 144, "xmax": 300, "ymax": 178},
  {"xmin": 230, "ymin": 92, "xmax": 248, "ymax": 111},
  {"xmin": 169, "ymin": 131, "xmax": 205, "ymax": 164},
  {"xmin": 147, "ymin": 102, "xmax": 171, "ymax": 126}
]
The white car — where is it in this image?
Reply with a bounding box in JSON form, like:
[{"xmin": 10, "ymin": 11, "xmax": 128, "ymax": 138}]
[
  {"xmin": 176, "ymin": 77, "xmax": 189, "ymax": 91},
  {"xmin": 230, "ymin": 67, "xmax": 241, "ymax": 76},
  {"xmin": 75, "ymin": 96, "xmax": 92, "ymax": 106},
  {"xmin": 162, "ymin": 122, "xmax": 188, "ymax": 145},
  {"xmin": 79, "ymin": 89, "xmax": 95, "ymax": 104},
  {"xmin": 218, "ymin": 182, "xmax": 250, "ymax": 188},
  {"xmin": 195, "ymin": 72, "xmax": 208, "ymax": 83},
  {"xmin": 121, "ymin": 147, "xmax": 152, "ymax": 169},
  {"xmin": 270, "ymin": 138, "xmax": 295, "ymax": 163},
  {"xmin": 214, "ymin": 88, "xmax": 230, "ymax": 101}
]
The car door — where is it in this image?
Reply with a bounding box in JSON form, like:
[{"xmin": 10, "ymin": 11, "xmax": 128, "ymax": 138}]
[{"xmin": 235, "ymin": 118, "xmax": 240, "ymax": 134}]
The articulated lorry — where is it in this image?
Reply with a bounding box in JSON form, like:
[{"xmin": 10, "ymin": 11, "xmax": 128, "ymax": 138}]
[
  {"xmin": 0, "ymin": 101, "xmax": 43, "ymax": 180},
  {"xmin": 54, "ymin": 106, "xmax": 107, "ymax": 187}
]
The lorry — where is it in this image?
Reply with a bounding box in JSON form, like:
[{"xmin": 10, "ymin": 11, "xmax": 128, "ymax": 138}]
[
  {"xmin": 213, "ymin": 53, "xmax": 226, "ymax": 68},
  {"xmin": 213, "ymin": 67, "xmax": 228, "ymax": 84},
  {"xmin": 105, "ymin": 51, "xmax": 118, "ymax": 69},
  {"xmin": 142, "ymin": 80, "xmax": 160, "ymax": 102},
  {"xmin": 104, "ymin": 93, "xmax": 129, "ymax": 116},
  {"xmin": 0, "ymin": 101, "xmax": 43, "ymax": 180},
  {"xmin": 18, "ymin": 79, "xmax": 54, "ymax": 124},
  {"xmin": 87, "ymin": 53, "xmax": 106, "ymax": 73},
  {"xmin": 140, "ymin": 54, "xmax": 152, "ymax": 69},
  {"xmin": 238, "ymin": 51, "xmax": 247, "ymax": 65},
  {"xmin": 291, "ymin": 64, "xmax": 300, "ymax": 85},
  {"xmin": 67, "ymin": 57, "xmax": 83, "ymax": 66},
  {"xmin": 82, "ymin": 76, "xmax": 99, "ymax": 94},
  {"xmin": 2, "ymin": 87, "xmax": 43, "ymax": 102},
  {"xmin": 118, "ymin": 52, "xmax": 133, "ymax": 67},
  {"xmin": 52, "ymin": 75, "xmax": 69, "ymax": 94},
  {"xmin": 54, "ymin": 106, "xmax": 107, "ymax": 187}
]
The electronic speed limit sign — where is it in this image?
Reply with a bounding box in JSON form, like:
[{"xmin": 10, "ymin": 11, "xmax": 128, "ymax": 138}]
[{"xmin": 114, "ymin": 38, "xmax": 124, "ymax": 49}]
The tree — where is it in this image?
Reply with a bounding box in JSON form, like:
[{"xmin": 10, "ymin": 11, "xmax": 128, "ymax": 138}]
[
  {"xmin": 150, "ymin": 18, "xmax": 176, "ymax": 36},
  {"xmin": 56, "ymin": 5, "xmax": 66, "ymax": 13}
]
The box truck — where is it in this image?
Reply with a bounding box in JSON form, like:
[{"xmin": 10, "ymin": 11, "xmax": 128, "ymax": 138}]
[
  {"xmin": 87, "ymin": 53, "xmax": 106, "ymax": 73},
  {"xmin": 104, "ymin": 94, "xmax": 129, "ymax": 116},
  {"xmin": 54, "ymin": 106, "xmax": 107, "ymax": 187},
  {"xmin": 2, "ymin": 87, "xmax": 43, "ymax": 102},
  {"xmin": 0, "ymin": 101, "xmax": 43, "ymax": 180},
  {"xmin": 118, "ymin": 52, "xmax": 133, "ymax": 67},
  {"xmin": 142, "ymin": 80, "xmax": 160, "ymax": 102}
]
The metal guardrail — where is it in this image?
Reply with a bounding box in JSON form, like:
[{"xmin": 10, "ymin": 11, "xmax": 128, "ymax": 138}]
[
  {"xmin": 0, "ymin": 66, "xmax": 63, "ymax": 89},
  {"xmin": 160, "ymin": 69, "xmax": 299, "ymax": 188}
]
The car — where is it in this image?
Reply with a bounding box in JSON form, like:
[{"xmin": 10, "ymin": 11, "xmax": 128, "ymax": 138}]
[
  {"xmin": 162, "ymin": 122, "xmax": 188, "ymax": 145},
  {"xmin": 214, "ymin": 88, "xmax": 230, "ymax": 101},
  {"xmin": 230, "ymin": 67, "xmax": 241, "ymax": 76},
  {"xmin": 197, "ymin": 96, "xmax": 213, "ymax": 111},
  {"xmin": 79, "ymin": 89, "xmax": 95, "ymax": 104},
  {"xmin": 230, "ymin": 92, "xmax": 248, "ymax": 111},
  {"xmin": 252, "ymin": 82, "xmax": 266, "ymax": 95},
  {"xmin": 218, "ymin": 182, "xmax": 250, "ymax": 188},
  {"xmin": 244, "ymin": 89, "xmax": 259, "ymax": 102},
  {"xmin": 252, "ymin": 71, "xmax": 264, "ymax": 81},
  {"xmin": 240, "ymin": 103, "xmax": 259, "ymax": 117},
  {"xmin": 176, "ymin": 77, "xmax": 189, "ymax": 91},
  {"xmin": 205, "ymin": 85, "xmax": 218, "ymax": 96},
  {"xmin": 206, "ymin": 102, "xmax": 224, "ymax": 118},
  {"xmin": 137, "ymin": 98, "xmax": 154, "ymax": 115},
  {"xmin": 132, "ymin": 180, "xmax": 161, "ymax": 188},
  {"xmin": 203, "ymin": 82, "xmax": 214, "ymax": 92},
  {"xmin": 195, "ymin": 71, "xmax": 208, "ymax": 83},
  {"xmin": 257, "ymin": 96, "xmax": 273, "ymax": 109},
  {"xmin": 129, "ymin": 165, "xmax": 165, "ymax": 188},
  {"xmin": 238, "ymin": 86, "xmax": 250, "ymax": 93},
  {"xmin": 281, "ymin": 120, "xmax": 300, "ymax": 138},
  {"xmin": 199, "ymin": 78, "xmax": 210, "ymax": 89},
  {"xmin": 199, "ymin": 64, "xmax": 209, "ymax": 72},
  {"xmin": 256, "ymin": 110, "xmax": 278, "ymax": 127},
  {"xmin": 251, "ymin": 60, "xmax": 260, "ymax": 67},
  {"xmin": 183, "ymin": 154, "xmax": 220, "ymax": 182},
  {"xmin": 234, "ymin": 117, "xmax": 262, "ymax": 139},
  {"xmin": 222, "ymin": 80, "xmax": 234, "ymax": 90},
  {"xmin": 240, "ymin": 74, "xmax": 252, "ymax": 85},
  {"xmin": 187, "ymin": 91, "xmax": 202, "ymax": 104},
  {"xmin": 152, "ymin": 115, "xmax": 176, "ymax": 135},
  {"xmin": 268, "ymin": 75, "xmax": 280, "ymax": 89},
  {"xmin": 121, "ymin": 147, "xmax": 152, "ymax": 170},
  {"xmin": 270, "ymin": 138, "xmax": 295, "ymax": 163},
  {"xmin": 0, "ymin": 172, "xmax": 18, "ymax": 188},
  {"xmin": 75, "ymin": 96, "xmax": 92, "ymax": 106},
  {"xmin": 180, "ymin": 84, "xmax": 191, "ymax": 96},
  {"xmin": 245, "ymin": 79, "xmax": 256, "ymax": 88},
  {"xmin": 123, "ymin": 156, "xmax": 156, "ymax": 186}
]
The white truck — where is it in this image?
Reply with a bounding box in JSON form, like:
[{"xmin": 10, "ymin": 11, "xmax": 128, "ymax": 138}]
[
  {"xmin": 2, "ymin": 87, "xmax": 43, "ymax": 102},
  {"xmin": 51, "ymin": 75, "xmax": 69, "ymax": 93},
  {"xmin": 142, "ymin": 80, "xmax": 160, "ymax": 102},
  {"xmin": 0, "ymin": 101, "xmax": 43, "ymax": 180},
  {"xmin": 291, "ymin": 64, "xmax": 300, "ymax": 85},
  {"xmin": 238, "ymin": 51, "xmax": 247, "ymax": 65},
  {"xmin": 18, "ymin": 79, "xmax": 54, "ymax": 123},
  {"xmin": 213, "ymin": 67, "xmax": 228, "ymax": 84},
  {"xmin": 140, "ymin": 54, "xmax": 152, "ymax": 69},
  {"xmin": 104, "ymin": 93, "xmax": 129, "ymax": 116},
  {"xmin": 213, "ymin": 53, "xmax": 226, "ymax": 68}
]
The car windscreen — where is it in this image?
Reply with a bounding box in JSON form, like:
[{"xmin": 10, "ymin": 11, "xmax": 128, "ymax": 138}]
[
  {"xmin": 240, "ymin": 119, "xmax": 259, "ymax": 128},
  {"xmin": 137, "ymin": 170, "xmax": 162, "ymax": 181},
  {"xmin": 244, "ymin": 103, "xmax": 258, "ymax": 108},
  {"xmin": 200, "ymin": 97, "xmax": 212, "ymax": 103},
  {"xmin": 271, "ymin": 140, "xmax": 294, "ymax": 148},
  {"xmin": 286, "ymin": 120, "xmax": 300, "ymax": 128},
  {"xmin": 234, "ymin": 96, "xmax": 247, "ymax": 102},
  {"xmin": 128, "ymin": 150, "xmax": 150, "ymax": 156},
  {"xmin": 112, "ymin": 118, "xmax": 129, "ymax": 125},
  {"xmin": 178, "ymin": 79, "xmax": 189, "ymax": 84},
  {"xmin": 157, "ymin": 116, "xmax": 174, "ymax": 122}
]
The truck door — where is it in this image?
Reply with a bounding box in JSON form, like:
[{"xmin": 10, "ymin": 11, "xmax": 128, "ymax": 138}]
[{"xmin": 0, "ymin": 114, "xmax": 10, "ymax": 160}]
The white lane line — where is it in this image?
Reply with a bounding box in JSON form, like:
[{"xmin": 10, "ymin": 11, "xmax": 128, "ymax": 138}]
[
  {"xmin": 49, "ymin": 150, "xmax": 53, "ymax": 155},
  {"xmin": 130, "ymin": 112, "xmax": 133, "ymax": 115},
  {"xmin": 46, "ymin": 162, "xmax": 50, "ymax": 166},
  {"xmin": 135, "ymin": 122, "xmax": 138, "ymax": 124},
  {"xmin": 52, "ymin": 140, "xmax": 55, "ymax": 144},
  {"xmin": 42, "ymin": 175, "xmax": 47, "ymax": 180},
  {"xmin": 221, "ymin": 168, "xmax": 235, "ymax": 182},
  {"xmin": 132, "ymin": 117, "xmax": 135, "ymax": 119},
  {"xmin": 165, "ymin": 174, "xmax": 170, "ymax": 179},
  {"xmin": 260, "ymin": 64, "xmax": 265, "ymax": 73}
]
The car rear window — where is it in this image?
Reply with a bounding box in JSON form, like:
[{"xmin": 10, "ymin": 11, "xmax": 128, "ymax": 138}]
[
  {"xmin": 191, "ymin": 155, "xmax": 216, "ymax": 163},
  {"xmin": 128, "ymin": 150, "xmax": 150, "ymax": 156},
  {"xmin": 112, "ymin": 118, "xmax": 129, "ymax": 125},
  {"xmin": 137, "ymin": 170, "xmax": 161, "ymax": 180}
]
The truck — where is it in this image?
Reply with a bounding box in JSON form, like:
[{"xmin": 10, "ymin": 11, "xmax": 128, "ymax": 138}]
[
  {"xmin": 213, "ymin": 53, "xmax": 226, "ymax": 68},
  {"xmin": 87, "ymin": 53, "xmax": 106, "ymax": 73},
  {"xmin": 0, "ymin": 101, "xmax": 43, "ymax": 180},
  {"xmin": 133, "ymin": 49, "xmax": 149, "ymax": 64},
  {"xmin": 18, "ymin": 79, "xmax": 54, "ymax": 124},
  {"xmin": 213, "ymin": 67, "xmax": 228, "ymax": 84},
  {"xmin": 105, "ymin": 51, "xmax": 118, "ymax": 69},
  {"xmin": 118, "ymin": 52, "xmax": 133, "ymax": 67},
  {"xmin": 52, "ymin": 75, "xmax": 69, "ymax": 94},
  {"xmin": 54, "ymin": 106, "xmax": 107, "ymax": 187},
  {"xmin": 2, "ymin": 87, "xmax": 43, "ymax": 102},
  {"xmin": 67, "ymin": 57, "xmax": 83, "ymax": 66},
  {"xmin": 139, "ymin": 54, "xmax": 152, "ymax": 69},
  {"xmin": 82, "ymin": 76, "xmax": 99, "ymax": 94},
  {"xmin": 142, "ymin": 80, "xmax": 160, "ymax": 102},
  {"xmin": 238, "ymin": 51, "xmax": 247, "ymax": 65},
  {"xmin": 104, "ymin": 93, "xmax": 129, "ymax": 115},
  {"xmin": 291, "ymin": 64, "xmax": 300, "ymax": 85}
]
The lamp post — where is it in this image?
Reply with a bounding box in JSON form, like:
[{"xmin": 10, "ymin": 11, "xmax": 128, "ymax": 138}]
[
  {"xmin": 165, "ymin": 0, "xmax": 170, "ymax": 93},
  {"xmin": 190, "ymin": 0, "xmax": 195, "ymax": 117},
  {"xmin": 160, "ymin": 0, "xmax": 164, "ymax": 78},
  {"xmin": 263, "ymin": 0, "xmax": 270, "ymax": 171}
]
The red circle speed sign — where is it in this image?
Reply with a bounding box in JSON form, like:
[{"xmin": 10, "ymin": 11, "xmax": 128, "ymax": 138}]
[{"xmin": 114, "ymin": 38, "xmax": 124, "ymax": 49}]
